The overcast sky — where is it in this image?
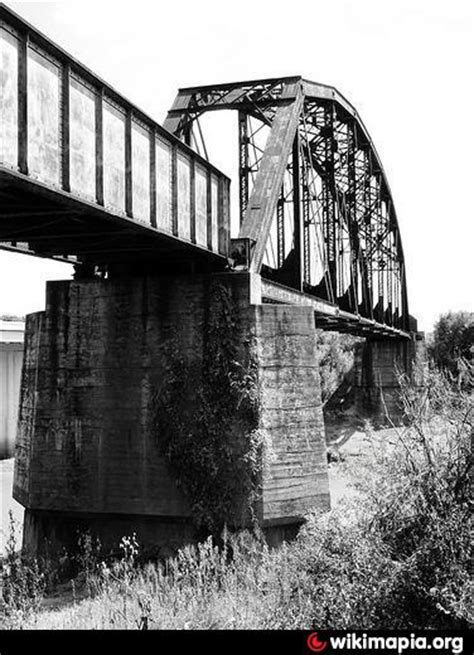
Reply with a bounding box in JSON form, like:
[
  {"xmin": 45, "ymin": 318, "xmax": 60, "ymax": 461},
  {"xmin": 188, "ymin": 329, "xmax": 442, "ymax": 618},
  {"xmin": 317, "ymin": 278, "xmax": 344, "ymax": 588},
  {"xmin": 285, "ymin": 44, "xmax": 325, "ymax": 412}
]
[{"xmin": 1, "ymin": 0, "xmax": 473, "ymax": 331}]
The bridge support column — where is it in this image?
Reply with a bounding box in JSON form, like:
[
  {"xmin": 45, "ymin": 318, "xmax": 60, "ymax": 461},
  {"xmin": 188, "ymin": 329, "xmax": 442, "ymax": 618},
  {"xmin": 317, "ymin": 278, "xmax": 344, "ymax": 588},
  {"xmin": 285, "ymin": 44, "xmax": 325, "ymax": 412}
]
[
  {"xmin": 14, "ymin": 273, "xmax": 329, "ymax": 557},
  {"xmin": 354, "ymin": 335, "xmax": 424, "ymax": 425}
]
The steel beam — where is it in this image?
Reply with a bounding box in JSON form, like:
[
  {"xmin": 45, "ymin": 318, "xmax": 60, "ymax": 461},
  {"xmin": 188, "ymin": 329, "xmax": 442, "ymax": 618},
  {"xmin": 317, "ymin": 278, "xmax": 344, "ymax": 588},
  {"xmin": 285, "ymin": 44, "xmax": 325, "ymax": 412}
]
[{"xmin": 239, "ymin": 93, "xmax": 304, "ymax": 272}]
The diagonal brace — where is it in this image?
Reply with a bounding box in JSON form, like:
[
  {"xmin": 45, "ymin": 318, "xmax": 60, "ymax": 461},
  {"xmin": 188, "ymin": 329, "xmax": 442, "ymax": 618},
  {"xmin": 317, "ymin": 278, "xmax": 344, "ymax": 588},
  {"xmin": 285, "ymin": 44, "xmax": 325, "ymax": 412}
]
[{"xmin": 238, "ymin": 90, "xmax": 304, "ymax": 273}]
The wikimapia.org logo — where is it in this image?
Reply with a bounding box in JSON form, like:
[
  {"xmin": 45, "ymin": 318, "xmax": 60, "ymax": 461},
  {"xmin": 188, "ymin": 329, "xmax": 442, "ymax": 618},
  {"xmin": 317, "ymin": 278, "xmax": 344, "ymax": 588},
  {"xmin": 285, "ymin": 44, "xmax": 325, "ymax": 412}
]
[{"xmin": 306, "ymin": 632, "xmax": 465, "ymax": 654}]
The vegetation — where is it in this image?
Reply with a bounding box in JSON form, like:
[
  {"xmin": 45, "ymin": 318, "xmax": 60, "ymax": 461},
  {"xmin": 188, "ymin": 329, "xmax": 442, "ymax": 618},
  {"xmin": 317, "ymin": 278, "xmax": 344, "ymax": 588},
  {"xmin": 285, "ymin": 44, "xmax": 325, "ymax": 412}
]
[
  {"xmin": 316, "ymin": 330, "xmax": 359, "ymax": 404},
  {"xmin": 152, "ymin": 302, "xmax": 359, "ymax": 536},
  {"xmin": 153, "ymin": 282, "xmax": 265, "ymax": 534},
  {"xmin": 429, "ymin": 311, "xmax": 474, "ymax": 388},
  {"xmin": 1, "ymin": 368, "xmax": 471, "ymax": 630},
  {"xmin": 0, "ymin": 314, "xmax": 24, "ymax": 321},
  {"xmin": 0, "ymin": 513, "xmax": 46, "ymax": 628}
]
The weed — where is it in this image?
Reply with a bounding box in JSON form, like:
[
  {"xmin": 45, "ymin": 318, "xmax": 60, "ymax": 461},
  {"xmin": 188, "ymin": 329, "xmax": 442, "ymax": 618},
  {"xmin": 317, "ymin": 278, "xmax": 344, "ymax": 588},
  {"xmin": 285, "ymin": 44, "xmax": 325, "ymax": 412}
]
[{"xmin": 0, "ymin": 512, "xmax": 45, "ymax": 628}]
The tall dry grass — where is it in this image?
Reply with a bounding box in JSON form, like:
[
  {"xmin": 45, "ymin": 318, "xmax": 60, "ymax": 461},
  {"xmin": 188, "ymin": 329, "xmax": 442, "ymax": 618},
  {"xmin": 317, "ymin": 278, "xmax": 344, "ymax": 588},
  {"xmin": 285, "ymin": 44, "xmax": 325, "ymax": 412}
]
[{"xmin": 1, "ymin": 370, "xmax": 472, "ymax": 630}]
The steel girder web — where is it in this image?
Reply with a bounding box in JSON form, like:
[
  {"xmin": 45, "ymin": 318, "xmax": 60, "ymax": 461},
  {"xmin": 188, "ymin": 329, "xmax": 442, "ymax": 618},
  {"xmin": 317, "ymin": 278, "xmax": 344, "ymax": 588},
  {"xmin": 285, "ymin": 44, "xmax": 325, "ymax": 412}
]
[{"xmin": 164, "ymin": 76, "xmax": 411, "ymax": 335}]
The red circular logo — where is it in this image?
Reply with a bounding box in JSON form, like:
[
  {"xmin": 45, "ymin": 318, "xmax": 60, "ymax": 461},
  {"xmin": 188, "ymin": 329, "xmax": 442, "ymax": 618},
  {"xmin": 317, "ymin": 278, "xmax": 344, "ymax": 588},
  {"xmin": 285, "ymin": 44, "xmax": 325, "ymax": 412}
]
[{"xmin": 307, "ymin": 632, "xmax": 328, "ymax": 653}]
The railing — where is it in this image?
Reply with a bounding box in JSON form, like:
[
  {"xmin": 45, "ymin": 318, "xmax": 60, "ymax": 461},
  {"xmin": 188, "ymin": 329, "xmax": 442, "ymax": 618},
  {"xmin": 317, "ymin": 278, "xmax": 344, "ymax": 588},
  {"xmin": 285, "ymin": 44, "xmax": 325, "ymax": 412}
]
[{"xmin": 0, "ymin": 6, "xmax": 230, "ymax": 257}]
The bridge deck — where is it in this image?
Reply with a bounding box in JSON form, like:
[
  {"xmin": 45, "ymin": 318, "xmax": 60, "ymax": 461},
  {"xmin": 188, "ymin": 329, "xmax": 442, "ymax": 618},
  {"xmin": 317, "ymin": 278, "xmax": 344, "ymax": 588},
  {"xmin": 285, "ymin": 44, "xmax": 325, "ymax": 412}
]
[
  {"xmin": 261, "ymin": 280, "xmax": 411, "ymax": 339},
  {"xmin": 0, "ymin": 166, "xmax": 228, "ymax": 270},
  {"xmin": 0, "ymin": 5, "xmax": 230, "ymax": 269}
]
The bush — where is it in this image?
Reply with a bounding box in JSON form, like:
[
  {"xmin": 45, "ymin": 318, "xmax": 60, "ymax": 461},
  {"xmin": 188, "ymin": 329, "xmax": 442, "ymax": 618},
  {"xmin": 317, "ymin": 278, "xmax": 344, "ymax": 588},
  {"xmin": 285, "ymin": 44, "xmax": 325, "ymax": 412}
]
[
  {"xmin": 0, "ymin": 512, "xmax": 46, "ymax": 628},
  {"xmin": 347, "ymin": 370, "xmax": 473, "ymax": 628},
  {"xmin": 316, "ymin": 331, "xmax": 360, "ymax": 403},
  {"xmin": 429, "ymin": 311, "xmax": 474, "ymax": 387}
]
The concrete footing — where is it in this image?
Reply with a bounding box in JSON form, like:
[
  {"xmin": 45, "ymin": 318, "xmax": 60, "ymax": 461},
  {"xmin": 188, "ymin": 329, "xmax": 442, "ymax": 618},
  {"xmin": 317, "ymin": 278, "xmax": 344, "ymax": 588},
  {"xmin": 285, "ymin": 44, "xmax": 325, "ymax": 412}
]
[
  {"xmin": 22, "ymin": 508, "xmax": 198, "ymax": 559},
  {"xmin": 22, "ymin": 508, "xmax": 304, "ymax": 558}
]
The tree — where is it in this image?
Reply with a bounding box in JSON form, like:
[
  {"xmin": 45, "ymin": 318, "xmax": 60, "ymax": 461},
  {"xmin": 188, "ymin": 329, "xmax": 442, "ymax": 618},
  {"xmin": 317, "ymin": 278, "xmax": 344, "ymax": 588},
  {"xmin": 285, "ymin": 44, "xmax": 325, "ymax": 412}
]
[
  {"xmin": 316, "ymin": 331, "xmax": 360, "ymax": 403},
  {"xmin": 429, "ymin": 311, "xmax": 474, "ymax": 384}
]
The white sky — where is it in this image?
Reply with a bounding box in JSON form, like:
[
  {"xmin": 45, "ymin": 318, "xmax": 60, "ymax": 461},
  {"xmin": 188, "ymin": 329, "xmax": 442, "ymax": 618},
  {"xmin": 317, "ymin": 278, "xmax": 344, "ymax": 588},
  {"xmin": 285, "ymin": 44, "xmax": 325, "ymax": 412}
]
[{"xmin": 1, "ymin": 0, "xmax": 473, "ymax": 331}]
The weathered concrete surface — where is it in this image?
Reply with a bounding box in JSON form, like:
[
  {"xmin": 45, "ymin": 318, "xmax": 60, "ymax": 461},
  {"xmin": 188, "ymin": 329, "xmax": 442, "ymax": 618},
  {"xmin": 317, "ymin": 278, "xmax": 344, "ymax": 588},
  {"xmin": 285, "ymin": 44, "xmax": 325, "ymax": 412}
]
[
  {"xmin": 14, "ymin": 272, "xmax": 329, "ymax": 555},
  {"xmin": 257, "ymin": 305, "xmax": 329, "ymax": 523},
  {"xmin": 353, "ymin": 335, "xmax": 424, "ymax": 425}
]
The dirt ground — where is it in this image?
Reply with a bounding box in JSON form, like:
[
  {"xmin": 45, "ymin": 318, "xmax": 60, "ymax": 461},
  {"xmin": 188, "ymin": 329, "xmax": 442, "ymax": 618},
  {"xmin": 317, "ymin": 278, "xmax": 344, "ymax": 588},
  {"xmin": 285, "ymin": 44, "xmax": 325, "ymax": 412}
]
[{"xmin": 327, "ymin": 424, "xmax": 400, "ymax": 505}]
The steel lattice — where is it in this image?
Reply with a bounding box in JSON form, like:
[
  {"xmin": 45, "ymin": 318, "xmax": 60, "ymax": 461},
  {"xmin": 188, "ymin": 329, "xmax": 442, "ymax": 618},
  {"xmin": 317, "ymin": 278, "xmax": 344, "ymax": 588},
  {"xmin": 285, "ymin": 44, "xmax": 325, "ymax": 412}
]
[{"xmin": 164, "ymin": 76, "xmax": 410, "ymax": 333}]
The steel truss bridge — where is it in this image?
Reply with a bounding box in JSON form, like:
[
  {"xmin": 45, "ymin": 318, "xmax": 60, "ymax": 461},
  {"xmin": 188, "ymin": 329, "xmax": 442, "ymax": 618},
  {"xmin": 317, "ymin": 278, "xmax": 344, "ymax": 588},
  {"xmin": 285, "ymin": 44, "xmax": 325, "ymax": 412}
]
[{"xmin": 0, "ymin": 4, "xmax": 414, "ymax": 339}]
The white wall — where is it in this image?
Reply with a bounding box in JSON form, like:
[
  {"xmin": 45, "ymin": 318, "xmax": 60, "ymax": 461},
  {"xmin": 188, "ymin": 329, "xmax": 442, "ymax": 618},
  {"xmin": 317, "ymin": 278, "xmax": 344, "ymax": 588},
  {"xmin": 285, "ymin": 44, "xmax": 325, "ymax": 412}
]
[{"xmin": 0, "ymin": 338, "xmax": 24, "ymax": 459}]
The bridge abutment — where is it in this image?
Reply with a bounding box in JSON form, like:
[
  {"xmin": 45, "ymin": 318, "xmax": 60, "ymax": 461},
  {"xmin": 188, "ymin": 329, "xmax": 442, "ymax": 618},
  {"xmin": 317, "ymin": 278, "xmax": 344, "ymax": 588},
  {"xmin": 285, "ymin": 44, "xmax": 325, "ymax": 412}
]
[{"xmin": 14, "ymin": 272, "xmax": 329, "ymax": 557}]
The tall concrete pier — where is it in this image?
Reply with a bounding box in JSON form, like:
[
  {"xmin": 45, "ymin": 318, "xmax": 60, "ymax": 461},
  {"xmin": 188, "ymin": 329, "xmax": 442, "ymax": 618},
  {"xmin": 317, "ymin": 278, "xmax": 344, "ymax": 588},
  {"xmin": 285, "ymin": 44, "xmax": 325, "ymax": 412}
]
[
  {"xmin": 14, "ymin": 273, "xmax": 330, "ymax": 554},
  {"xmin": 353, "ymin": 334, "xmax": 423, "ymax": 425}
]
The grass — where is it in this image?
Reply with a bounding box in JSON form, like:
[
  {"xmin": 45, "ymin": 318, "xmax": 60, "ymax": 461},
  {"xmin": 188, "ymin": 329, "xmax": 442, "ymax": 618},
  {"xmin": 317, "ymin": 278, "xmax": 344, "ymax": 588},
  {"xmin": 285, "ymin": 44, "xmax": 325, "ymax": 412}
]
[{"xmin": 1, "ymin": 370, "xmax": 472, "ymax": 630}]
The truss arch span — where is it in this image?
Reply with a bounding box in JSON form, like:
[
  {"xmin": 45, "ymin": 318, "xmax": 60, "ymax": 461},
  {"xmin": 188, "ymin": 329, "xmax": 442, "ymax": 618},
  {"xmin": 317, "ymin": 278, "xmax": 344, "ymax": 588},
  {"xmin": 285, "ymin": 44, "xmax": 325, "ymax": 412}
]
[{"xmin": 164, "ymin": 76, "xmax": 411, "ymax": 335}]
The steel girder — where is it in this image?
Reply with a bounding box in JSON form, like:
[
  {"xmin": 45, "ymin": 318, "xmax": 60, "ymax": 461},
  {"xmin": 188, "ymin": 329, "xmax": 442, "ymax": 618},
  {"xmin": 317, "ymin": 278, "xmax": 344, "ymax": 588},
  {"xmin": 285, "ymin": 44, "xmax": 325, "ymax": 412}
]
[{"xmin": 164, "ymin": 76, "xmax": 410, "ymax": 332}]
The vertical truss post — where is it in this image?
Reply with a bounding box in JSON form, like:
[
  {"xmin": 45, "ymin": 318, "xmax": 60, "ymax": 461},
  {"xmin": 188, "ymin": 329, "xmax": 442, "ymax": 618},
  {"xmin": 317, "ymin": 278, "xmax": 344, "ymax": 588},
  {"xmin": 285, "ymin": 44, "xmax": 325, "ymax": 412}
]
[
  {"xmin": 347, "ymin": 120, "xmax": 359, "ymax": 314},
  {"xmin": 302, "ymin": 173, "xmax": 311, "ymax": 286},
  {"xmin": 322, "ymin": 103, "xmax": 337, "ymax": 301},
  {"xmin": 400, "ymin": 263, "xmax": 409, "ymax": 330},
  {"xmin": 393, "ymin": 266, "xmax": 399, "ymax": 327},
  {"xmin": 292, "ymin": 131, "xmax": 303, "ymax": 291},
  {"xmin": 149, "ymin": 128, "xmax": 157, "ymax": 228},
  {"xmin": 95, "ymin": 89, "xmax": 104, "ymax": 206},
  {"xmin": 374, "ymin": 173, "xmax": 383, "ymax": 323},
  {"xmin": 171, "ymin": 145, "xmax": 178, "ymax": 236},
  {"xmin": 362, "ymin": 151, "xmax": 374, "ymax": 319},
  {"xmin": 125, "ymin": 110, "xmax": 133, "ymax": 218},
  {"xmin": 386, "ymin": 260, "xmax": 392, "ymax": 327},
  {"xmin": 277, "ymin": 190, "xmax": 285, "ymax": 269},
  {"xmin": 18, "ymin": 32, "xmax": 28, "ymax": 176},
  {"xmin": 61, "ymin": 64, "xmax": 71, "ymax": 193},
  {"xmin": 182, "ymin": 125, "xmax": 192, "ymax": 147},
  {"xmin": 238, "ymin": 111, "xmax": 249, "ymax": 226},
  {"xmin": 387, "ymin": 227, "xmax": 394, "ymax": 326},
  {"xmin": 393, "ymin": 231, "xmax": 400, "ymax": 327}
]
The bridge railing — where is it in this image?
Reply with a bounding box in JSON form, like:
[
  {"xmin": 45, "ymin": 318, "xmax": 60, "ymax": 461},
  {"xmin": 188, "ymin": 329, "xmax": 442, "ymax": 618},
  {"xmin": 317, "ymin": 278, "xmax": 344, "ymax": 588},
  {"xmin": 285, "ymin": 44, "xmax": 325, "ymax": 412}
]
[{"xmin": 0, "ymin": 7, "xmax": 230, "ymax": 257}]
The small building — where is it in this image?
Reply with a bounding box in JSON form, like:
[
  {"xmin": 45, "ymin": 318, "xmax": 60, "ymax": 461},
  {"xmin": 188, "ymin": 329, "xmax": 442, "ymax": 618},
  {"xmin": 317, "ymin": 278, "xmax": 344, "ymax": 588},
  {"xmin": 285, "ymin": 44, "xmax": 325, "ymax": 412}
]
[{"xmin": 0, "ymin": 318, "xmax": 25, "ymax": 459}]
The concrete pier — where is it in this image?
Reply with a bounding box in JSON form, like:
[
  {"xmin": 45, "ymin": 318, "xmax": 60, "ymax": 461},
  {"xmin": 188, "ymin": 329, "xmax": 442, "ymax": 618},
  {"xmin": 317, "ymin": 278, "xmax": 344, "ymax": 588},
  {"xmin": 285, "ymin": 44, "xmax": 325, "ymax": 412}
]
[
  {"xmin": 14, "ymin": 272, "xmax": 330, "ymax": 556},
  {"xmin": 353, "ymin": 335, "xmax": 423, "ymax": 425}
]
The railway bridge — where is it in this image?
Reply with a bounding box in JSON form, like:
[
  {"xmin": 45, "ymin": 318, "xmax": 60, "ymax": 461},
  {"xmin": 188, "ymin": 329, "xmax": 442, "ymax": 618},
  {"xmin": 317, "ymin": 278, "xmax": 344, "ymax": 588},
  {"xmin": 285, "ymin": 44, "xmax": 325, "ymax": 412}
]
[{"xmin": 0, "ymin": 5, "xmax": 421, "ymax": 554}]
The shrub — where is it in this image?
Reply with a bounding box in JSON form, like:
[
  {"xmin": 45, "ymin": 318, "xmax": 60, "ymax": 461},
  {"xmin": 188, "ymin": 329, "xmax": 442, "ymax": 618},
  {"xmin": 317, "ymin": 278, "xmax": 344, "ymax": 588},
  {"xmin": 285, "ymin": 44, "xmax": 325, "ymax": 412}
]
[
  {"xmin": 351, "ymin": 370, "xmax": 473, "ymax": 628},
  {"xmin": 0, "ymin": 512, "xmax": 46, "ymax": 628},
  {"xmin": 429, "ymin": 311, "xmax": 474, "ymax": 387},
  {"xmin": 316, "ymin": 330, "xmax": 360, "ymax": 403}
]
